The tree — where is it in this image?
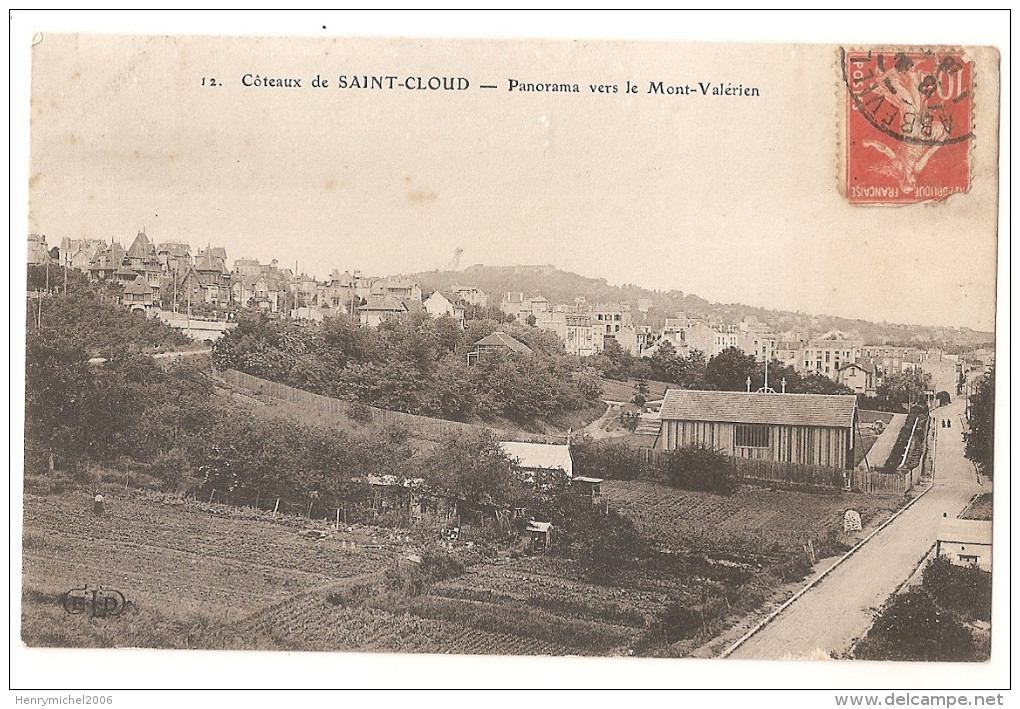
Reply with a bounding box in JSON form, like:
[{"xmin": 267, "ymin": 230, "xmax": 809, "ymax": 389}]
[
  {"xmin": 964, "ymin": 369, "xmax": 994, "ymax": 479},
  {"xmin": 574, "ymin": 366, "xmax": 603, "ymax": 402},
  {"xmin": 548, "ymin": 492, "xmax": 650, "ymax": 583},
  {"xmin": 633, "ymin": 378, "xmax": 649, "ymax": 407},
  {"xmin": 415, "ymin": 431, "xmax": 520, "ymax": 508},
  {"xmin": 874, "ymin": 369, "xmax": 932, "ymax": 412},
  {"xmin": 593, "ymin": 337, "xmax": 632, "ymax": 380},
  {"xmin": 24, "ymin": 329, "xmax": 92, "ymax": 472},
  {"xmin": 704, "ymin": 347, "xmax": 759, "ymax": 391}
]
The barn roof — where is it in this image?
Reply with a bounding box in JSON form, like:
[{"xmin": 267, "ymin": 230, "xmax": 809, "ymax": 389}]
[
  {"xmin": 499, "ymin": 442, "xmax": 572, "ymax": 473},
  {"xmin": 659, "ymin": 389, "xmax": 857, "ymax": 428},
  {"xmin": 474, "ymin": 331, "xmax": 533, "ymax": 355}
]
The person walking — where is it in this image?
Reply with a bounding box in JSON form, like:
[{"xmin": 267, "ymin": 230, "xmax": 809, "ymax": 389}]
[{"xmin": 93, "ymin": 491, "xmax": 105, "ymax": 517}]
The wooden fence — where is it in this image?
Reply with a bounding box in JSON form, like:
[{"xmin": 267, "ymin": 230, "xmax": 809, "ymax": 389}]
[
  {"xmin": 216, "ymin": 368, "xmax": 513, "ymax": 444},
  {"xmin": 638, "ymin": 448, "xmax": 847, "ymax": 491},
  {"xmin": 848, "ymin": 467, "xmax": 912, "ymax": 495},
  {"xmin": 638, "ymin": 447, "xmax": 918, "ymax": 494}
]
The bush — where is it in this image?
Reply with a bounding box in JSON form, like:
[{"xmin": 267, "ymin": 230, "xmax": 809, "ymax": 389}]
[
  {"xmin": 23, "ymin": 471, "xmax": 77, "ymax": 496},
  {"xmin": 347, "ymin": 402, "xmax": 374, "ymax": 423},
  {"xmin": 571, "ymin": 436, "xmax": 649, "ymax": 481},
  {"xmin": 922, "ymin": 557, "xmax": 992, "ymax": 622},
  {"xmin": 774, "ymin": 552, "xmax": 814, "ymax": 583},
  {"xmin": 854, "ymin": 590, "xmax": 977, "ymax": 661},
  {"xmin": 384, "ymin": 549, "xmax": 465, "ymax": 595},
  {"xmin": 663, "ymin": 446, "xmax": 738, "ymax": 495},
  {"xmin": 554, "ymin": 496, "xmax": 651, "ymax": 583}
]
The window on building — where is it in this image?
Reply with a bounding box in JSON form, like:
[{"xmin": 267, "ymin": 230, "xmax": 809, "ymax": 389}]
[{"xmin": 735, "ymin": 424, "xmax": 770, "ymax": 448}]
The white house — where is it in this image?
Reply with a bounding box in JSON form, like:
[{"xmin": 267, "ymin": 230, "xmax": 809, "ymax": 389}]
[
  {"xmin": 499, "ymin": 441, "xmax": 573, "ymax": 482},
  {"xmin": 936, "ymin": 519, "xmax": 992, "ymax": 572},
  {"xmin": 423, "ymin": 291, "xmax": 466, "ymax": 328}
]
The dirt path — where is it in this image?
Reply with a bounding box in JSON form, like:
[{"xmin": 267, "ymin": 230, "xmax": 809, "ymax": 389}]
[
  {"xmin": 582, "ymin": 402, "xmax": 625, "ymax": 440},
  {"xmin": 727, "ymin": 396, "xmax": 981, "ymax": 660}
]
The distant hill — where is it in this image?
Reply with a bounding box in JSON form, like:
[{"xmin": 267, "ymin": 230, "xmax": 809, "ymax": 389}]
[{"xmin": 405, "ymin": 264, "xmax": 994, "ymax": 351}]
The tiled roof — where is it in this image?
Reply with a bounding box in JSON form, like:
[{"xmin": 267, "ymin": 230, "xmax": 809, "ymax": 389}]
[
  {"xmin": 126, "ymin": 231, "xmax": 155, "ymax": 259},
  {"xmin": 659, "ymin": 389, "xmax": 857, "ymax": 428},
  {"xmin": 123, "ymin": 275, "xmax": 152, "ymax": 295},
  {"xmin": 474, "ymin": 331, "xmax": 533, "ymax": 355},
  {"xmin": 157, "ymin": 242, "xmax": 191, "ymax": 257}
]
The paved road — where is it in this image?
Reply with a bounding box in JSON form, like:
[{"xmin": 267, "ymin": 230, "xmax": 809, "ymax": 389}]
[{"xmin": 730, "ymin": 396, "xmax": 981, "ymax": 660}]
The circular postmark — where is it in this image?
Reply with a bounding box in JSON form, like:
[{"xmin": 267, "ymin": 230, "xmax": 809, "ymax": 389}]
[{"xmin": 842, "ymin": 49, "xmax": 973, "ymax": 147}]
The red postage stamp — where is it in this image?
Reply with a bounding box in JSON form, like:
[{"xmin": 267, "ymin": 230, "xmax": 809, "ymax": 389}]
[{"xmin": 843, "ymin": 49, "xmax": 973, "ymax": 205}]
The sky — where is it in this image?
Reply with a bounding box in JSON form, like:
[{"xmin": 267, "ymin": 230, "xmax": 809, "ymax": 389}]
[{"xmin": 18, "ymin": 12, "xmax": 1005, "ymax": 333}]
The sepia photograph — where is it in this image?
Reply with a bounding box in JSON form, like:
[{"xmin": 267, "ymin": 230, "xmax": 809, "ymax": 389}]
[{"xmin": 10, "ymin": 10, "xmax": 1009, "ymax": 698}]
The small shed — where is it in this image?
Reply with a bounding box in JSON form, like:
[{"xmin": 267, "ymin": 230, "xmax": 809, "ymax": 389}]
[
  {"xmin": 499, "ymin": 441, "xmax": 573, "ymax": 482},
  {"xmin": 936, "ymin": 519, "xmax": 992, "ymax": 572},
  {"xmin": 573, "ymin": 476, "xmax": 604, "ymax": 500},
  {"xmin": 525, "ymin": 520, "xmax": 553, "ymax": 550}
]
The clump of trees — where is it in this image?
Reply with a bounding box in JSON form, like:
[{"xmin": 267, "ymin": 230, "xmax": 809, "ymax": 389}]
[
  {"xmin": 594, "ymin": 343, "xmax": 853, "ymax": 396},
  {"xmin": 964, "ymin": 368, "xmax": 994, "ymax": 479},
  {"xmin": 860, "ymin": 369, "xmax": 933, "ymax": 413},
  {"xmin": 26, "ymin": 271, "xmax": 189, "ymax": 357},
  {"xmin": 212, "ymin": 311, "xmax": 601, "ymax": 424},
  {"xmin": 25, "ymin": 328, "xmax": 207, "ymax": 477}
]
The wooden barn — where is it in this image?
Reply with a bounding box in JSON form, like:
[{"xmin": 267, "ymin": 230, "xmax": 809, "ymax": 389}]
[{"xmin": 657, "ymin": 390, "xmax": 858, "ymax": 470}]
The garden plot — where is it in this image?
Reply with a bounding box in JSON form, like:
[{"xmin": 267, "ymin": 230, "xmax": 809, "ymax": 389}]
[
  {"xmin": 20, "ymin": 491, "xmax": 401, "ymax": 646},
  {"xmin": 604, "ymin": 479, "xmax": 901, "ymax": 555}
]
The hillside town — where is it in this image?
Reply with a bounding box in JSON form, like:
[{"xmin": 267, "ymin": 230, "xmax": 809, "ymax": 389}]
[{"xmin": 27, "ymin": 231, "xmax": 995, "ymax": 400}]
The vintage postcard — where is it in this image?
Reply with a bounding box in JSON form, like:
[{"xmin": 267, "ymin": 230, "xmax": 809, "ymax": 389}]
[{"xmin": 12, "ymin": 15, "xmax": 1006, "ymax": 696}]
